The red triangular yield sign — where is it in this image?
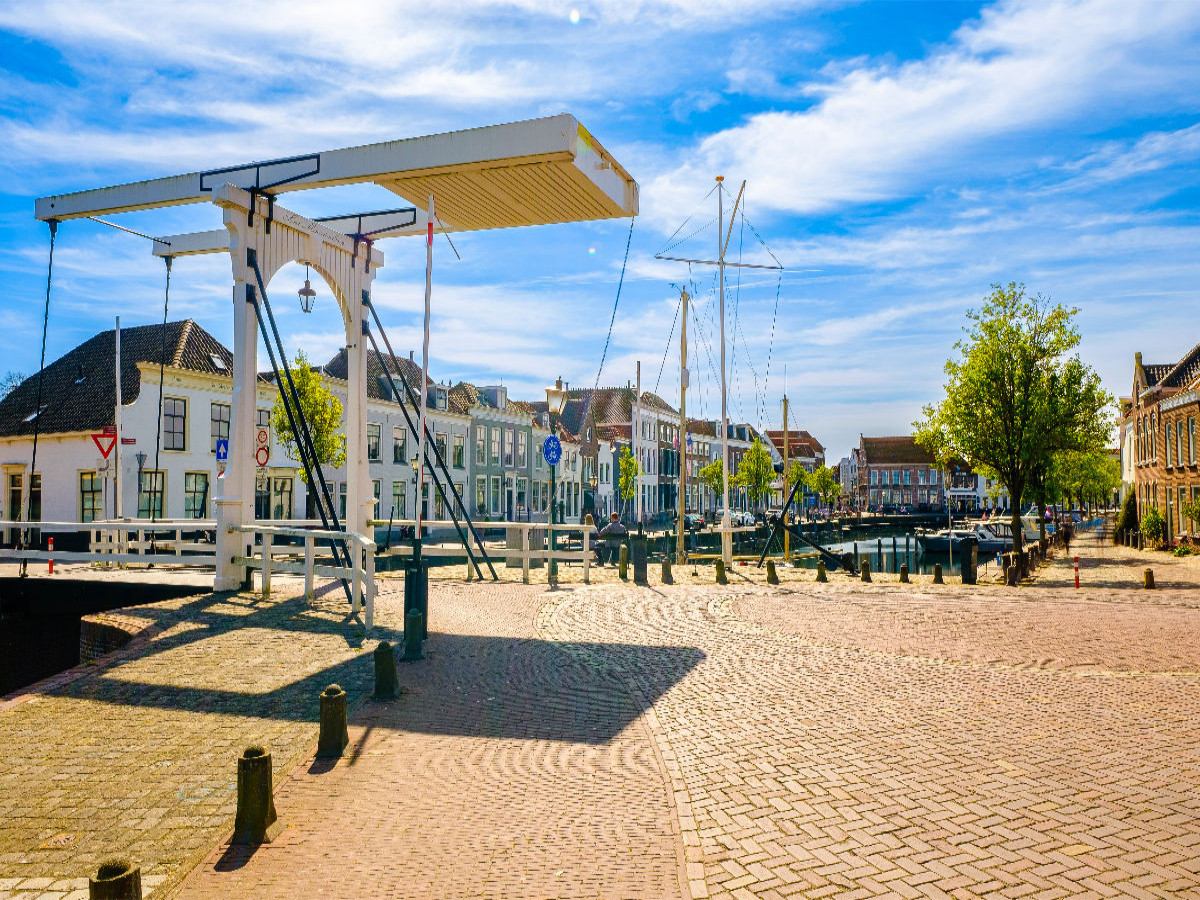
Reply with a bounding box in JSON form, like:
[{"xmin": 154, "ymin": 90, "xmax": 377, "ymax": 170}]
[{"xmin": 92, "ymin": 433, "xmax": 118, "ymax": 459}]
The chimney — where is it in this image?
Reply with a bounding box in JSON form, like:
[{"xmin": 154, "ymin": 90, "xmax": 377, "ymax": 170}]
[{"xmin": 409, "ymin": 350, "xmax": 415, "ymax": 362}]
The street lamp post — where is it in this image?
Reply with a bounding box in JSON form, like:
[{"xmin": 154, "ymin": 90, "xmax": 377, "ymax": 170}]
[{"xmin": 544, "ymin": 379, "xmax": 568, "ymax": 584}]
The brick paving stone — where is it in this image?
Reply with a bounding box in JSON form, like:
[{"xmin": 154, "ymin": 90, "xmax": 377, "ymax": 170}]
[
  {"xmin": 536, "ymin": 528, "xmax": 1200, "ymax": 899},
  {"xmin": 170, "ymin": 581, "xmax": 686, "ymax": 900},
  {"xmin": 0, "ymin": 583, "xmax": 381, "ymax": 900}
]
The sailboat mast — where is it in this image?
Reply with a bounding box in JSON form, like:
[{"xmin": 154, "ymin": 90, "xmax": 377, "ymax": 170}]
[{"xmin": 678, "ymin": 287, "xmax": 688, "ymax": 564}]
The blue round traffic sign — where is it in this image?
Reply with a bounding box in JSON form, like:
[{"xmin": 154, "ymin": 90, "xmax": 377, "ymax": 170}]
[{"xmin": 542, "ymin": 435, "xmax": 562, "ymax": 466}]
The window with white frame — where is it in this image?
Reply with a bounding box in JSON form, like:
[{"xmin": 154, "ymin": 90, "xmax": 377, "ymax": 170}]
[
  {"xmin": 184, "ymin": 472, "xmax": 209, "ymax": 518},
  {"xmin": 393, "ymin": 426, "xmax": 407, "ymax": 463},
  {"xmin": 490, "ymin": 427, "xmax": 500, "ymax": 465},
  {"xmin": 163, "ymin": 397, "xmax": 186, "ymax": 451},
  {"xmin": 490, "ymin": 475, "xmax": 501, "ymax": 514},
  {"xmin": 503, "ymin": 428, "xmax": 514, "ymax": 467},
  {"xmin": 453, "ymin": 434, "xmax": 465, "ymax": 468},
  {"xmin": 80, "ymin": 472, "xmax": 102, "ymax": 523},
  {"xmin": 210, "ymin": 402, "xmax": 230, "ymax": 453},
  {"xmin": 367, "ymin": 423, "xmax": 381, "ymax": 461},
  {"xmin": 476, "ymin": 426, "xmax": 487, "ymax": 465},
  {"xmin": 392, "ymin": 480, "xmax": 406, "ymax": 518},
  {"xmin": 517, "ymin": 431, "xmax": 528, "ymax": 468}
]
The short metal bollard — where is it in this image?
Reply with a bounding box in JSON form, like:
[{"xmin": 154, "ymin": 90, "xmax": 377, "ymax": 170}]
[
  {"xmin": 933, "ymin": 563, "xmax": 943, "ymax": 584},
  {"xmin": 715, "ymin": 558, "xmax": 728, "ymax": 585},
  {"xmin": 816, "ymin": 561, "xmax": 828, "ymax": 583},
  {"xmin": 860, "ymin": 559, "xmax": 871, "ymax": 583},
  {"xmin": 316, "ymin": 684, "xmax": 349, "ymax": 759},
  {"xmin": 1006, "ymin": 565, "xmax": 1019, "ymax": 586},
  {"xmin": 899, "ymin": 563, "xmax": 909, "ymax": 584},
  {"xmin": 1144, "ymin": 567, "xmax": 1155, "ymax": 589},
  {"xmin": 89, "ymin": 859, "xmax": 141, "ymax": 900},
  {"xmin": 631, "ymin": 533, "xmax": 648, "ymax": 584},
  {"xmin": 232, "ymin": 746, "xmax": 281, "ymax": 844},
  {"xmin": 373, "ymin": 641, "xmax": 399, "ymax": 698},
  {"xmin": 766, "ymin": 559, "xmax": 779, "ymax": 585},
  {"xmin": 402, "ymin": 609, "xmax": 425, "ymax": 661},
  {"xmin": 618, "ymin": 544, "xmax": 629, "ymax": 581},
  {"xmin": 661, "ymin": 558, "xmax": 673, "ymax": 585}
]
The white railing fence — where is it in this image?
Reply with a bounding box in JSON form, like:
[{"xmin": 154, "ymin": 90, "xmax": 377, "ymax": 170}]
[
  {"xmin": 368, "ymin": 518, "xmax": 596, "ymax": 585},
  {"xmin": 0, "ymin": 519, "xmax": 217, "ymax": 567},
  {"xmin": 231, "ymin": 523, "xmax": 376, "ymax": 629}
]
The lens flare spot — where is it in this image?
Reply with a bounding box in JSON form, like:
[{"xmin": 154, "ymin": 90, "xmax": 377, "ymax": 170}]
[
  {"xmin": 588, "ymin": 246, "xmax": 596, "ymax": 254},
  {"xmin": 569, "ymin": 8, "xmax": 581, "ymax": 24}
]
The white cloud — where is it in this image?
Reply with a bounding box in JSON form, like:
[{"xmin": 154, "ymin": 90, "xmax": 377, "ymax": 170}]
[{"xmin": 644, "ymin": 0, "xmax": 1200, "ymax": 224}]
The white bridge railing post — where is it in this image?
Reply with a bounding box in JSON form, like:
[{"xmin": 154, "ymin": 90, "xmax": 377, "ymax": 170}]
[
  {"xmin": 304, "ymin": 536, "xmax": 315, "ymax": 603},
  {"xmin": 261, "ymin": 530, "xmax": 272, "ymax": 598}
]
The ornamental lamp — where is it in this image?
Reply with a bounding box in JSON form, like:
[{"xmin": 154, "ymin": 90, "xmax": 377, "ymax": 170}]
[
  {"xmin": 297, "ymin": 265, "xmax": 317, "ymax": 314},
  {"xmin": 544, "ymin": 377, "xmax": 568, "ymax": 417}
]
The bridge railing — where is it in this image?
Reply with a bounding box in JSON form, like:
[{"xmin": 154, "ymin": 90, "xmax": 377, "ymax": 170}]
[
  {"xmin": 230, "ymin": 523, "xmax": 376, "ymax": 630},
  {"xmin": 0, "ymin": 519, "xmax": 218, "ymax": 566}
]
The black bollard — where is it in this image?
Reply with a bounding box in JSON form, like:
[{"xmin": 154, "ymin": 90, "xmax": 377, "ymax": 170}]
[
  {"xmin": 374, "ymin": 641, "xmax": 399, "ymax": 698},
  {"xmin": 402, "ymin": 609, "xmax": 425, "ymax": 661},
  {"xmin": 661, "ymin": 558, "xmax": 673, "ymax": 585},
  {"xmin": 404, "ymin": 557, "xmax": 428, "ymax": 641},
  {"xmin": 1006, "ymin": 565, "xmax": 1019, "ymax": 586},
  {"xmin": 232, "ymin": 746, "xmax": 281, "ymax": 844},
  {"xmin": 715, "ymin": 558, "xmax": 728, "ymax": 585},
  {"xmin": 860, "ymin": 559, "xmax": 872, "ymax": 583},
  {"xmin": 899, "ymin": 563, "xmax": 909, "ymax": 583},
  {"xmin": 1144, "ymin": 568, "xmax": 1155, "ymax": 589},
  {"xmin": 766, "ymin": 559, "xmax": 779, "ymax": 585},
  {"xmin": 317, "ymin": 684, "xmax": 349, "ymax": 759},
  {"xmin": 89, "ymin": 860, "xmax": 141, "ymax": 900},
  {"xmin": 933, "ymin": 563, "xmax": 943, "ymax": 584},
  {"xmin": 816, "ymin": 561, "xmax": 828, "ymax": 582},
  {"xmin": 631, "ymin": 532, "xmax": 648, "ymax": 584}
]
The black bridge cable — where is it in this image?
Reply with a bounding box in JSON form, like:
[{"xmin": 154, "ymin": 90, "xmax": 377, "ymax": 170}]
[
  {"xmin": 247, "ymin": 253, "xmax": 354, "ymax": 602},
  {"xmin": 151, "ymin": 256, "xmax": 172, "ymax": 533},
  {"xmin": 19, "ymin": 218, "xmax": 58, "ymax": 576},
  {"xmin": 364, "ymin": 298, "xmax": 497, "ymax": 581},
  {"xmin": 248, "ymin": 293, "xmax": 352, "ymax": 604},
  {"xmin": 361, "ymin": 326, "xmax": 485, "ymax": 581},
  {"xmin": 247, "ymin": 253, "xmax": 347, "ymax": 548}
]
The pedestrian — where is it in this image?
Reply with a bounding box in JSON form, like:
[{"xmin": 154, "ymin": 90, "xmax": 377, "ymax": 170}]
[{"xmin": 595, "ymin": 511, "xmax": 627, "ymax": 565}]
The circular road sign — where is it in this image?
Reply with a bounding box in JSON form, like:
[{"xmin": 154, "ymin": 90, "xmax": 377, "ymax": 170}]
[
  {"xmin": 542, "ymin": 435, "xmax": 562, "ymax": 466},
  {"xmin": 255, "ymin": 446, "xmax": 270, "ymax": 467}
]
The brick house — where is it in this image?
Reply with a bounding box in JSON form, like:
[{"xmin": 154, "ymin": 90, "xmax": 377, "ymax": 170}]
[
  {"xmin": 1127, "ymin": 347, "xmax": 1200, "ymax": 540},
  {"xmin": 855, "ymin": 435, "xmax": 945, "ymax": 512}
]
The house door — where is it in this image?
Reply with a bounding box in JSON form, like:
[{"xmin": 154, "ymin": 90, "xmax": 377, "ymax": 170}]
[{"xmin": 505, "ymin": 479, "xmax": 514, "ymax": 521}]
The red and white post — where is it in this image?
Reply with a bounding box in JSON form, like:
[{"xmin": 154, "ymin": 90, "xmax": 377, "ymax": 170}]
[
  {"xmin": 48, "ymin": 536, "xmax": 54, "ymax": 575},
  {"xmin": 1074, "ymin": 556, "xmax": 1079, "ymax": 589}
]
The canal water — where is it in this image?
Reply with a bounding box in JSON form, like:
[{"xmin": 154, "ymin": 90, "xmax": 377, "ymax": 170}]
[{"xmin": 784, "ymin": 525, "xmax": 1009, "ymax": 578}]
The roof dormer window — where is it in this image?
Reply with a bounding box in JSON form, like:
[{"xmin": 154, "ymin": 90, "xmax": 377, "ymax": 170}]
[
  {"xmin": 210, "ymin": 354, "xmax": 227, "ymax": 372},
  {"xmin": 74, "ymin": 364, "xmax": 86, "ymax": 384}
]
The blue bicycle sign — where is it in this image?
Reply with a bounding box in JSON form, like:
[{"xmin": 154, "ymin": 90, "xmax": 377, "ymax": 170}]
[{"xmin": 542, "ymin": 435, "xmax": 562, "ymax": 466}]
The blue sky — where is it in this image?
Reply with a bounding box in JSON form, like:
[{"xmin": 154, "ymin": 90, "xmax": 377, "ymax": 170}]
[{"xmin": 1, "ymin": 0, "xmax": 1198, "ymax": 462}]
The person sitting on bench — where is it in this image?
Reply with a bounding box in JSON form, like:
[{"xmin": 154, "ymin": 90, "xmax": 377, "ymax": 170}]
[{"xmin": 595, "ymin": 512, "xmax": 627, "ymax": 565}]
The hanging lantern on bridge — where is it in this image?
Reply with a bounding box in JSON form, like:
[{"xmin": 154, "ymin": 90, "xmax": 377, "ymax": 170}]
[{"xmin": 297, "ymin": 265, "xmax": 317, "ymax": 314}]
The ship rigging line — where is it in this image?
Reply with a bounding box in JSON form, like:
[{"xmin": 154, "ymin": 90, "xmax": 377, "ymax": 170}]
[
  {"xmin": 653, "ymin": 289, "xmax": 683, "ymax": 396},
  {"xmin": 590, "ymin": 216, "xmax": 636, "ymax": 396}
]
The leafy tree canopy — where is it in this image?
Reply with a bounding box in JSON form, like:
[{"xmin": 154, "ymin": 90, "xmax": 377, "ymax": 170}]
[
  {"xmin": 738, "ymin": 438, "xmax": 775, "ymax": 503},
  {"xmin": 271, "ymin": 352, "xmax": 346, "ymax": 486},
  {"xmin": 915, "ymin": 283, "xmax": 1112, "ymax": 554}
]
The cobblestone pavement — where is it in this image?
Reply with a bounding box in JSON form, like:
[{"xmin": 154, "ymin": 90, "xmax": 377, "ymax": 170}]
[
  {"xmin": 0, "ymin": 583, "xmax": 383, "ymax": 900},
  {"xmin": 171, "ymin": 581, "xmax": 689, "ymax": 900},
  {"xmin": 6, "ymin": 526, "xmax": 1200, "ymax": 899},
  {"xmin": 535, "ymin": 532, "xmax": 1200, "ymax": 900}
]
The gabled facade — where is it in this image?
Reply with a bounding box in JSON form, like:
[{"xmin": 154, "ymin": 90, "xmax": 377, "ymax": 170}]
[
  {"xmin": 1128, "ymin": 346, "xmax": 1200, "ymax": 540},
  {"xmin": 855, "ymin": 435, "xmax": 945, "ymax": 512}
]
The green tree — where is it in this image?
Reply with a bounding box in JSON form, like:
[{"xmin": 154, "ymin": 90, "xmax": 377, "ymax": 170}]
[
  {"xmin": 1049, "ymin": 449, "xmax": 1120, "ymax": 513},
  {"xmin": 1140, "ymin": 506, "xmax": 1165, "ymax": 546},
  {"xmin": 915, "ymin": 283, "xmax": 1112, "ymax": 559},
  {"xmin": 738, "ymin": 438, "xmax": 775, "ymax": 506},
  {"xmin": 1181, "ymin": 497, "xmax": 1200, "ymax": 539},
  {"xmin": 271, "ymin": 352, "xmax": 346, "ymax": 485},
  {"xmin": 698, "ymin": 458, "xmax": 725, "ymax": 515},
  {"xmin": 1113, "ymin": 490, "xmax": 1139, "ymax": 544},
  {"xmin": 617, "ymin": 445, "xmax": 641, "ymax": 515},
  {"xmin": 809, "ymin": 465, "xmax": 842, "ymax": 509}
]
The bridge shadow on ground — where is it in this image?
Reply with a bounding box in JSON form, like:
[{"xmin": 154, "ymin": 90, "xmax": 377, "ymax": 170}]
[{"xmin": 34, "ymin": 590, "xmax": 704, "ymax": 746}]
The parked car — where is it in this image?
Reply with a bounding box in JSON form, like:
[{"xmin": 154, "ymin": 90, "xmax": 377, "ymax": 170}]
[{"xmin": 684, "ymin": 513, "xmax": 706, "ymax": 530}]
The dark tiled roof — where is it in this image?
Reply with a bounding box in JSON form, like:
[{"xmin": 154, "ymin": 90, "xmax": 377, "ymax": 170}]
[
  {"xmin": 323, "ymin": 348, "xmax": 426, "ymax": 402},
  {"xmin": 685, "ymin": 419, "xmax": 716, "ymax": 437},
  {"xmin": 860, "ymin": 436, "xmax": 936, "ymax": 466},
  {"xmin": 1160, "ymin": 342, "xmax": 1200, "ymax": 390},
  {"xmin": 1143, "ymin": 364, "xmax": 1173, "ymax": 387},
  {"xmin": 0, "ymin": 320, "xmax": 231, "ymax": 438}
]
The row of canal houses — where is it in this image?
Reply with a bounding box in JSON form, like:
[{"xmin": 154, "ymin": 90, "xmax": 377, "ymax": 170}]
[{"xmin": 0, "ymin": 320, "xmax": 787, "ymax": 542}]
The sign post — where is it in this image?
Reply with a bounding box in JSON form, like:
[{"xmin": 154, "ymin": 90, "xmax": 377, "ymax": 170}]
[{"xmin": 543, "ymin": 435, "xmax": 562, "ymax": 583}]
